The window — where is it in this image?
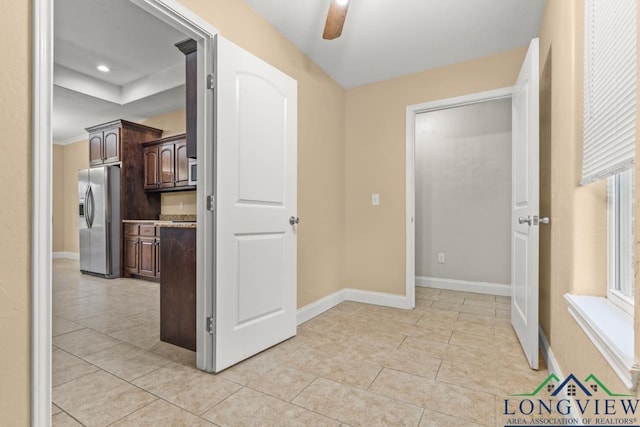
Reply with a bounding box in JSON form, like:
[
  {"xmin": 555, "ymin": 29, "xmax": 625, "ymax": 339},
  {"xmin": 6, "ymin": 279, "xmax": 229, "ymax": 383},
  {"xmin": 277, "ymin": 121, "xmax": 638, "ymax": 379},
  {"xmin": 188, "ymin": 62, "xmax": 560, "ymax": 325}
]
[
  {"xmin": 607, "ymin": 169, "xmax": 635, "ymax": 316},
  {"xmin": 581, "ymin": 0, "xmax": 637, "ymax": 185},
  {"xmin": 565, "ymin": 0, "xmax": 638, "ymax": 390}
]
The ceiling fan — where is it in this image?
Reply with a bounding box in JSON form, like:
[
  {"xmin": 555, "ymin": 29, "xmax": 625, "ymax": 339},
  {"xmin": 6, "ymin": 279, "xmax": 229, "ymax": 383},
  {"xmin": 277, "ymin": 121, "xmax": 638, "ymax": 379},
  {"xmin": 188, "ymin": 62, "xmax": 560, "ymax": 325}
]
[{"xmin": 323, "ymin": 0, "xmax": 350, "ymax": 40}]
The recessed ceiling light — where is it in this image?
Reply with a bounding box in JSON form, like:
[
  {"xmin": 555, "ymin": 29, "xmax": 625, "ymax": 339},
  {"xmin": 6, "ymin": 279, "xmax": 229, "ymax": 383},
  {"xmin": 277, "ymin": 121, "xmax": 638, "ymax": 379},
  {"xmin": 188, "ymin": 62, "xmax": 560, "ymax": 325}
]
[
  {"xmin": 335, "ymin": 0, "xmax": 349, "ymax": 6},
  {"xmin": 97, "ymin": 65, "xmax": 110, "ymax": 73}
]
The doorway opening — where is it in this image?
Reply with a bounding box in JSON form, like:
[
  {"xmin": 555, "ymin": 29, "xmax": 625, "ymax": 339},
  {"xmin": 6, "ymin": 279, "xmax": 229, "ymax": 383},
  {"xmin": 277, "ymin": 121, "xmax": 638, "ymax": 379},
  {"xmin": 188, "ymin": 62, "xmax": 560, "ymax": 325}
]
[
  {"xmin": 414, "ymin": 97, "xmax": 512, "ymax": 296},
  {"xmin": 406, "ymin": 39, "xmax": 540, "ymax": 371},
  {"xmin": 33, "ymin": 0, "xmax": 217, "ymax": 423},
  {"xmin": 405, "ymin": 87, "xmax": 514, "ymax": 308}
]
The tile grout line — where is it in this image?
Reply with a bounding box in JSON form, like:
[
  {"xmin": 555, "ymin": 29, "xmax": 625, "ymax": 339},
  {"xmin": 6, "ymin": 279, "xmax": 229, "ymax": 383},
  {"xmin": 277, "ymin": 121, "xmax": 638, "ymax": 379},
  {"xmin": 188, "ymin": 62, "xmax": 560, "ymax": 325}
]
[
  {"xmin": 288, "ymin": 382, "xmax": 345, "ymax": 424},
  {"xmin": 54, "ymin": 408, "xmax": 86, "ymax": 426},
  {"xmin": 416, "ymin": 407, "xmax": 425, "ymax": 427},
  {"xmin": 365, "ymin": 365, "xmax": 385, "ymax": 391},
  {"xmin": 196, "ymin": 385, "xmax": 245, "ymax": 419},
  {"xmin": 364, "ymin": 367, "xmax": 429, "ymax": 410},
  {"xmin": 104, "ymin": 397, "xmax": 160, "ymax": 426}
]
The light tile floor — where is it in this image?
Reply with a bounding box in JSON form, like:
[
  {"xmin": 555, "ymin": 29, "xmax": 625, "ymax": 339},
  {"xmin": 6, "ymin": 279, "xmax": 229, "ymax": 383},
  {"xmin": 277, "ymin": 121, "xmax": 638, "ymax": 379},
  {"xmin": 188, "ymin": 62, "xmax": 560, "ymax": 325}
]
[{"xmin": 52, "ymin": 259, "xmax": 547, "ymax": 426}]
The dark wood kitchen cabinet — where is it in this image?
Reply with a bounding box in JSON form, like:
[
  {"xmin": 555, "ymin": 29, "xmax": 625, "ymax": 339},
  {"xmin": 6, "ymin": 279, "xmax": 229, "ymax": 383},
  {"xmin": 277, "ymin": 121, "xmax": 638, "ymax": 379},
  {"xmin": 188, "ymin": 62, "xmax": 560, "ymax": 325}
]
[
  {"xmin": 159, "ymin": 143, "xmax": 175, "ymax": 189},
  {"xmin": 143, "ymin": 134, "xmax": 194, "ymax": 192},
  {"xmin": 160, "ymin": 226, "xmax": 196, "ymax": 351},
  {"xmin": 139, "ymin": 237, "xmax": 158, "ymax": 277},
  {"xmin": 88, "ymin": 126, "xmax": 120, "ymax": 166},
  {"xmin": 174, "ymin": 141, "xmax": 189, "ymax": 186},
  {"xmin": 87, "ymin": 120, "xmax": 160, "ymax": 167},
  {"xmin": 175, "ymin": 39, "xmax": 197, "ymax": 159},
  {"xmin": 123, "ymin": 235, "xmax": 140, "ymax": 275},
  {"xmin": 143, "ymin": 145, "xmax": 159, "ymax": 190},
  {"xmin": 85, "ymin": 119, "xmax": 164, "ymax": 278},
  {"xmin": 123, "ymin": 222, "xmax": 160, "ymax": 280}
]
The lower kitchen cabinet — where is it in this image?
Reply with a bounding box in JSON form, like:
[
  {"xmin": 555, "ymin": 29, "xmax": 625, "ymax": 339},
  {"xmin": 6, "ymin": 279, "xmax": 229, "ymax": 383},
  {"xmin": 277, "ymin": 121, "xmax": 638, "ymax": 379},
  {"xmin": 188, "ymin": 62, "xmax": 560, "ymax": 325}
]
[
  {"xmin": 139, "ymin": 237, "xmax": 158, "ymax": 278},
  {"xmin": 123, "ymin": 222, "xmax": 160, "ymax": 280},
  {"xmin": 123, "ymin": 235, "xmax": 140, "ymax": 275},
  {"xmin": 160, "ymin": 227, "xmax": 196, "ymax": 351}
]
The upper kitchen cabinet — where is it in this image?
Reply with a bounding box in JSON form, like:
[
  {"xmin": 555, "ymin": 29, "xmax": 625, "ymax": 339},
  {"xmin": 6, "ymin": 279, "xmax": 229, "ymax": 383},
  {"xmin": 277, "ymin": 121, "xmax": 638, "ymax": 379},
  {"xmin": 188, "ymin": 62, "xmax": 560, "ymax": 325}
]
[
  {"xmin": 175, "ymin": 39, "xmax": 197, "ymax": 159},
  {"xmin": 86, "ymin": 120, "xmax": 163, "ymax": 167},
  {"xmin": 143, "ymin": 134, "xmax": 194, "ymax": 191},
  {"xmin": 174, "ymin": 140, "xmax": 189, "ymax": 186},
  {"xmin": 88, "ymin": 127, "xmax": 119, "ymax": 166}
]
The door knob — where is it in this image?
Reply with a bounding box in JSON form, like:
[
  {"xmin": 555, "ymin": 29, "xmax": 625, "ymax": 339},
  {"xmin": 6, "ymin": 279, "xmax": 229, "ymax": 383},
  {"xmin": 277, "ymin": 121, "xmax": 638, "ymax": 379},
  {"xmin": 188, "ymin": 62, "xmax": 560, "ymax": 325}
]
[
  {"xmin": 532, "ymin": 215, "xmax": 550, "ymax": 226},
  {"xmin": 518, "ymin": 216, "xmax": 532, "ymax": 226},
  {"xmin": 289, "ymin": 216, "xmax": 299, "ymax": 225}
]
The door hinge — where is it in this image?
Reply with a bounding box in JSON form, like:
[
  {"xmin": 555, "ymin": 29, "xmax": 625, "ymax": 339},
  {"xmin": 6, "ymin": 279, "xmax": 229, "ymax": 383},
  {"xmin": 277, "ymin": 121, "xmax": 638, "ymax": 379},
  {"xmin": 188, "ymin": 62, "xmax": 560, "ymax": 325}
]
[
  {"xmin": 206, "ymin": 316, "xmax": 214, "ymax": 334},
  {"xmin": 206, "ymin": 195, "xmax": 216, "ymax": 211},
  {"xmin": 207, "ymin": 73, "xmax": 215, "ymax": 90}
]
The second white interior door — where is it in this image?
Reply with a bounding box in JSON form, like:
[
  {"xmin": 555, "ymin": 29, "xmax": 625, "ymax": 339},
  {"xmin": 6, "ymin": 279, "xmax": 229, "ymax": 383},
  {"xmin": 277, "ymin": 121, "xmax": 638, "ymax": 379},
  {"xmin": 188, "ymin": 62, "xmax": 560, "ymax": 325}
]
[{"xmin": 214, "ymin": 36, "xmax": 298, "ymax": 372}]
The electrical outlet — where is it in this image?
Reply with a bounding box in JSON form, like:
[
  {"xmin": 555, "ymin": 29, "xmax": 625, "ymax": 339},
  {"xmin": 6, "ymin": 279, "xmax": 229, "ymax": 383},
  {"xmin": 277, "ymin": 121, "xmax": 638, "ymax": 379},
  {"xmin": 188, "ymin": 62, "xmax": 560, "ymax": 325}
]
[
  {"xmin": 179, "ymin": 202, "xmax": 184, "ymax": 210},
  {"xmin": 371, "ymin": 193, "xmax": 380, "ymax": 206},
  {"xmin": 437, "ymin": 252, "xmax": 445, "ymax": 263}
]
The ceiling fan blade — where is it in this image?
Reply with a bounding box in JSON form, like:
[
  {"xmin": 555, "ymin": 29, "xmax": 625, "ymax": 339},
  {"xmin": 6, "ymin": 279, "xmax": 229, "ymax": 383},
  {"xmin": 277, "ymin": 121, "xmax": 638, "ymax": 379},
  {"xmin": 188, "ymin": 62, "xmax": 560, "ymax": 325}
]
[{"xmin": 323, "ymin": 0, "xmax": 350, "ymax": 40}]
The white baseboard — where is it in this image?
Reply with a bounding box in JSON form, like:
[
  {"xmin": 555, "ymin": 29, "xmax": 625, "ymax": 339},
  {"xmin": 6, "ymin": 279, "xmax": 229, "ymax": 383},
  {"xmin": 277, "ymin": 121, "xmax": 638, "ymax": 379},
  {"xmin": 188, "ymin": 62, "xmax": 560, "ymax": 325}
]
[
  {"xmin": 539, "ymin": 327, "xmax": 563, "ymax": 379},
  {"xmin": 345, "ymin": 289, "xmax": 411, "ymax": 309},
  {"xmin": 297, "ymin": 289, "xmax": 347, "ymax": 325},
  {"xmin": 296, "ymin": 288, "xmax": 411, "ymax": 325},
  {"xmin": 52, "ymin": 252, "xmax": 79, "ymax": 260},
  {"xmin": 416, "ymin": 276, "xmax": 510, "ymax": 296},
  {"xmin": 538, "ymin": 327, "xmax": 583, "ymax": 423}
]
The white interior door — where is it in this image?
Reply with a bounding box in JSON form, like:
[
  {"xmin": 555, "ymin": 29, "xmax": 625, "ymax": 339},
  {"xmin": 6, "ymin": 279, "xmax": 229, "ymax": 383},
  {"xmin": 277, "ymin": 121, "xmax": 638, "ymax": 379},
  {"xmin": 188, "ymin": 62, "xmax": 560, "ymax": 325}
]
[
  {"xmin": 215, "ymin": 36, "xmax": 298, "ymax": 372},
  {"xmin": 511, "ymin": 38, "xmax": 540, "ymax": 370}
]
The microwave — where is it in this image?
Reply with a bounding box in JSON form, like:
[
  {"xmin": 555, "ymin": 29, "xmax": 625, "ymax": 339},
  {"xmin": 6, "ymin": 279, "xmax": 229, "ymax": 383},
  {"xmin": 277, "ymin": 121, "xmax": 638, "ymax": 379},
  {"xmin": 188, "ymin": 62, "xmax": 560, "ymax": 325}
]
[{"xmin": 188, "ymin": 158, "xmax": 197, "ymax": 186}]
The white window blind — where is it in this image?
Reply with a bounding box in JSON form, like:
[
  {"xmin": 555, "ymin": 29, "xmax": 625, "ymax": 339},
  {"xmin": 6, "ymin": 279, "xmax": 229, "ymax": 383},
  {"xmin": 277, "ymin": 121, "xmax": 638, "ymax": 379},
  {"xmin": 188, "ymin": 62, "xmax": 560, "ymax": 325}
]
[{"xmin": 582, "ymin": 0, "xmax": 637, "ymax": 185}]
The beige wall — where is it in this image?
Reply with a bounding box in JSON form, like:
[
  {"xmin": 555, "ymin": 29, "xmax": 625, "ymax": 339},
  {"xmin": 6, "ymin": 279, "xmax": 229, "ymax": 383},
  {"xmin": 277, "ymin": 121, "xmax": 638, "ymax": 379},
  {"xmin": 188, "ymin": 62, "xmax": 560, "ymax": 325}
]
[
  {"xmin": 538, "ymin": 0, "xmax": 633, "ymax": 393},
  {"xmin": 60, "ymin": 141, "xmax": 88, "ymax": 254},
  {"xmin": 0, "ymin": 0, "xmax": 30, "ymax": 422},
  {"xmin": 161, "ymin": 191, "xmax": 197, "ymax": 215},
  {"xmin": 177, "ymin": 0, "xmax": 347, "ymax": 307},
  {"xmin": 53, "ymin": 145, "xmax": 65, "ymax": 252},
  {"xmin": 345, "ymin": 48, "xmax": 527, "ymax": 295},
  {"xmin": 140, "ymin": 108, "xmax": 185, "ymax": 137}
]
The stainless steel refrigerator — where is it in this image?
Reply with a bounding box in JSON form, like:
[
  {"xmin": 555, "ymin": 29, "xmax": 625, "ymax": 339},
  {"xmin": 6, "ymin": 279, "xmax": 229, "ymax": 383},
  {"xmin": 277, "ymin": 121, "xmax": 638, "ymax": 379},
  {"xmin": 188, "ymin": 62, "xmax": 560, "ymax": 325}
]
[{"xmin": 78, "ymin": 165, "xmax": 121, "ymax": 278}]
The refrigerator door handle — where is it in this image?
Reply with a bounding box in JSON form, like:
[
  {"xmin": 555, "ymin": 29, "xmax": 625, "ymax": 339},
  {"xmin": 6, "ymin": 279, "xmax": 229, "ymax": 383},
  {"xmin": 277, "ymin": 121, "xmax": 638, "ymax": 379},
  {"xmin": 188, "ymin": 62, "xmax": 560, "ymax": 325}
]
[
  {"xmin": 84, "ymin": 185, "xmax": 91, "ymax": 229},
  {"xmin": 87, "ymin": 185, "xmax": 94, "ymax": 229}
]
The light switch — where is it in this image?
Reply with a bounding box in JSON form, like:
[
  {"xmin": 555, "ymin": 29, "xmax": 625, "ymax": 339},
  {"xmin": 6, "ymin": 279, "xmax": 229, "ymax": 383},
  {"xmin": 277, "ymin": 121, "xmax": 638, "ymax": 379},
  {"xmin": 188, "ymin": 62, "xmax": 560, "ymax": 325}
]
[{"xmin": 371, "ymin": 193, "xmax": 380, "ymax": 206}]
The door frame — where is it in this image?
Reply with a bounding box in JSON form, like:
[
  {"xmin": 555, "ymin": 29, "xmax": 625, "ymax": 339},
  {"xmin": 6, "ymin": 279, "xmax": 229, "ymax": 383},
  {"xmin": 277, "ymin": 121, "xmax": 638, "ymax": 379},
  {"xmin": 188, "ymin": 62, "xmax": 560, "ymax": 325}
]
[
  {"xmin": 405, "ymin": 87, "xmax": 513, "ymax": 302},
  {"xmin": 32, "ymin": 0, "xmax": 218, "ymax": 423}
]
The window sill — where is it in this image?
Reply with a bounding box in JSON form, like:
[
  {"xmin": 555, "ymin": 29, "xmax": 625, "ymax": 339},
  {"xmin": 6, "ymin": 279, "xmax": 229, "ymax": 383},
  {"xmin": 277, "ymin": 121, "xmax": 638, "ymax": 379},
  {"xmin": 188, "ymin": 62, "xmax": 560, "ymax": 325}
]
[{"xmin": 564, "ymin": 294, "xmax": 638, "ymax": 390}]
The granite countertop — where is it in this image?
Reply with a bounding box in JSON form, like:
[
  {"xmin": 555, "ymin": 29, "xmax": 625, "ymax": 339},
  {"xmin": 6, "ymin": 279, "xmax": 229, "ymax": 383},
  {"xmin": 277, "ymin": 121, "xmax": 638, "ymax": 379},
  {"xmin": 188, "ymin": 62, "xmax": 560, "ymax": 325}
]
[
  {"xmin": 159, "ymin": 214, "xmax": 196, "ymax": 221},
  {"xmin": 123, "ymin": 219, "xmax": 196, "ymax": 228},
  {"xmin": 156, "ymin": 222, "xmax": 196, "ymax": 229}
]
